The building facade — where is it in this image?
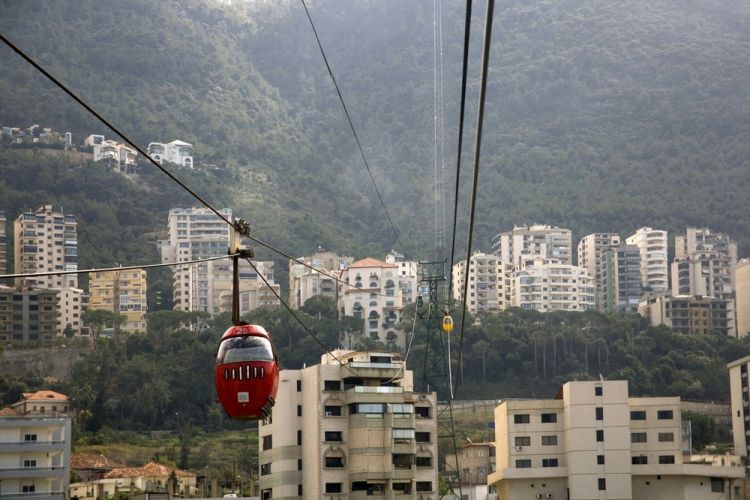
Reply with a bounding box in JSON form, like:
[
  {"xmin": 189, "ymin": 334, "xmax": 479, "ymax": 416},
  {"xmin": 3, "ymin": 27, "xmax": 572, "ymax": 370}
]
[
  {"xmin": 56, "ymin": 287, "xmax": 85, "ymax": 337},
  {"xmin": 600, "ymin": 244, "xmax": 641, "ymax": 313},
  {"xmin": 488, "ymin": 380, "xmax": 744, "ymax": 500},
  {"xmin": 444, "ymin": 442, "xmax": 495, "ymax": 488},
  {"xmin": 257, "ymin": 350, "xmax": 438, "ymax": 499},
  {"xmin": 10, "ymin": 391, "xmax": 72, "ymax": 417},
  {"xmin": 639, "ymin": 295, "xmax": 732, "ymax": 336},
  {"xmin": 493, "ymin": 225, "xmax": 573, "ymax": 268},
  {"xmin": 160, "ymin": 207, "xmax": 231, "ymax": 312},
  {"xmin": 577, "ymin": 233, "xmax": 621, "ymax": 310},
  {"xmin": 13, "ymin": 205, "xmax": 78, "ymax": 289},
  {"xmin": 511, "ymin": 260, "xmax": 595, "ymax": 312},
  {"xmin": 289, "ymin": 252, "xmax": 354, "ymax": 309},
  {"xmin": 727, "ymin": 355, "xmax": 750, "ymax": 460},
  {"xmin": 625, "ymin": 227, "xmax": 669, "ymax": 293},
  {"xmin": 0, "ymin": 286, "xmax": 59, "ymax": 345},
  {"xmin": 219, "ymin": 277, "xmax": 281, "ymax": 315},
  {"xmin": 736, "ymin": 260, "xmax": 750, "ymax": 338},
  {"xmin": 147, "ymin": 140, "xmax": 194, "ymax": 168},
  {"xmin": 0, "ymin": 211, "xmax": 7, "ymax": 278},
  {"xmin": 452, "ymin": 253, "xmax": 513, "ymax": 314},
  {"xmin": 0, "ymin": 413, "xmax": 72, "ymax": 500},
  {"xmin": 88, "ymin": 269, "xmax": 147, "ymax": 333}
]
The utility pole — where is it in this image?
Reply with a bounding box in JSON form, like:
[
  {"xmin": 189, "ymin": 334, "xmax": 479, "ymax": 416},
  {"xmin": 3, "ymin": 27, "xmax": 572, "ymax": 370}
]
[{"xmin": 228, "ymin": 219, "xmax": 254, "ymax": 325}]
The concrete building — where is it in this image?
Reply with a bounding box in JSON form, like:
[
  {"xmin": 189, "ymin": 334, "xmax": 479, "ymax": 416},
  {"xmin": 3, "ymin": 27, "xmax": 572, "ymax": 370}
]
[
  {"xmin": 600, "ymin": 244, "xmax": 641, "ymax": 314},
  {"xmin": 289, "ymin": 251, "xmax": 354, "ymax": 309},
  {"xmin": 147, "ymin": 140, "xmax": 194, "ymax": 168},
  {"xmin": 444, "ymin": 441, "xmax": 495, "ymax": 489},
  {"xmin": 0, "ymin": 211, "xmax": 7, "ymax": 278},
  {"xmin": 452, "ymin": 253, "xmax": 513, "ymax": 314},
  {"xmin": 69, "ymin": 461, "xmax": 197, "ymax": 499},
  {"xmin": 13, "ymin": 206, "xmax": 78, "ymax": 289},
  {"xmin": 160, "ymin": 207, "xmax": 231, "ymax": 312},
  {"xmin": 384, "ymin": 251, "xmax": 421, "ymax": 306},
  {"xmin": 338, "ymin": 258, "xmax": 415, "ymax": 348},
  {"xmin": 88, "ymin": 269, "xmax": 147, "ymax": 333},
  {"xmin": 511, "ymin": 260, "xmax": 595, "ymax": 312},
  {"xmin": 91, "ymin": 139, "xmax": 138, "ymax": 174},
  {"xmin": 10, "ymin": 391, "xmax": 72, "ymax": 417},
  {"xmin": 0, "ymin": 286, "xmax": 59, "ymax": 346},
  {"xmin": 625, "ymin": 227, "xmax": 669, "ymax": 293},
  {"xmin": 736, "ymin": 260, "xmax": 750, "ymax": 338},
  {"xmin": 488, "ymin": 380, "xmax": 744, "ymax": 500},
  {"xmin": 727, "ymin": 355, "xmax": 750, "ymax": 460},
  {"xmin": 192, "ymin": 259, "xmax": 275, "ymax": 316},
  {"xmin": 258, "ymin": 350, "xmax": 438, "ymax": 499},
  {"xmin": 56, "ymin": 287, "xmax": 85, "ymax": 337},
  {"xmin": 493, "ymin": 225, "xmax": 573, "ymax": 268},
  {"xmin": 219, "ymin": 277, "xmax": 281, "ymax": 315},
  {"xmin": 639, "ymin": 294, "xmax": 732, "ymax": 336},
  {"xmin": 0, "ymin": 412, "xmax": 72, "ymax": 500},
  {"xmin": 577, "ymin": 233, "xmax": 621, "ymax": 310}
]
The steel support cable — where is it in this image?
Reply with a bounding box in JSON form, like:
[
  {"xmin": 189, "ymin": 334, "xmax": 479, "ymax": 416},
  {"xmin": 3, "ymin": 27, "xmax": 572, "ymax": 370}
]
[
  {"xmin": 455, "ymin": 0, "xmax": 495, "ymax": 394},
  {"xmin": 0, "ymin": 254, "xmax": 240, "ymax": 279},
  {"xmin": 299, "ymin": 0, "xmax": 413, "ymax": 260},
  {"xmin": 0, "ymin": 33, "xmax": 240, "ymax": 234},
  {"xmin": 243, "ymin": 258, "xmax": 360, "ymax": 377},
  {"xmin": 447, "ymin": 0, "xmax": 473, "ymax": 308}
]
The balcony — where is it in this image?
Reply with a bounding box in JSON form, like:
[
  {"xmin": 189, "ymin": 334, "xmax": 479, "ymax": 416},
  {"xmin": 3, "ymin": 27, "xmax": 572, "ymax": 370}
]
[
  {"xmin": 0, "ymin": 440, "xmax": 65, "ymax": 453},
  {"xmin": 0, "ymin": 491, "xmax": 65, "ymax": 500},
  {"xmin": 344, "ymin": 362, "xmax": 403, "ymax": 380},
  {"xmin": 346, "ymin": 386, "xmax": 405, "ymax": 405},
  {"xmin": 0, "ymin": 466, "xmax": 66, "ymax": 479}
]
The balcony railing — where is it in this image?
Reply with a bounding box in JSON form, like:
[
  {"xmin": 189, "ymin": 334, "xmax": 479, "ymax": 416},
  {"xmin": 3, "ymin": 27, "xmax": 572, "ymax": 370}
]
[{"xmin": 353, "ymin": 386, "xmax": 403, "ymax": 394}]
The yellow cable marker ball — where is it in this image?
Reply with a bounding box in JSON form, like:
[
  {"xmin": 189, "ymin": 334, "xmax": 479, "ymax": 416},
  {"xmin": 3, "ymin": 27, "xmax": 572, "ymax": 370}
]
[{"xmin": 442, "ymin": 315, "xmax": 454, "ymax": 333}]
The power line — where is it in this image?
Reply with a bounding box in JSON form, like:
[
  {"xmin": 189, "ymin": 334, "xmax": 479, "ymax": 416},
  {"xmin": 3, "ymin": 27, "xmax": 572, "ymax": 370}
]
[
  {"xmin": 455, "ymin": 0, "xmax": 495, "ymax": 393},
  {"xmin": 0, "ymin": 254, "xmax": 240, "ymax": 280},
  {"xmin": 299, "ymin": 0, "xmax": 411, "ymax": 259}
]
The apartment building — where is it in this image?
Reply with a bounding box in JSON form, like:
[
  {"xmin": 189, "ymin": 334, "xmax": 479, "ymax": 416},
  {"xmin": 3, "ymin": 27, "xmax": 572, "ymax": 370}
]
[
  {"xmin": 338, "ymin": 258, "xmax": 414, "ymax": 348},
  {"xmin": 625, "ymin": 227, "xmax": 669, "ymax": 293},
  {"xmin": 87, "ymin": 135, "xmax": 138, "ymax": 174},
  {"xmin": 147, "ymin": 140, "xmax": 194, "ymax": 168},
  {"xmin": 0, "ymin": 412, "xmax": 72, "ymax": 500},
  {"xmin": 488, "ymin": 380, "xmax": 744, "ymax": 500},
  {"xmin": 289, "ymin": 252, "xmax": 354, "ymax": 309},
  {"xmin": 444, "ymin": 441, "xmax": 495, "ymax": 487},
  {"xmin": 493, "ymin": 225, "xmax": 573, "ymax": 268},
  {"xmin": 219, "ymin": 278, "xmax": 281, "ymax": 315},
  {"xmin": 88, "ymin": 269, "xmax": 147, "ymax": 333},
  {"xmin": 13, "ymin": 205, "xmax": 78, "ymax": 289},
  {"xmin": 452, "ymin": 253, "xmax": 513, "ymax": 314},
  {"xmin": 192, "ymin": 259, "xmax": 275, "ymax": 315},
  {"xmin": 0, "ymin": 286, "xmax": 59, "ymax": 346},
  {"xmin": 257, "ymin": 350, "xmax": 438, "ymax": 499},
  {"xmin": 600, "ymin": 244, "xmax": 641, "ymax": 314},
  {"xmin": 577, "ymin": 233, "xmax": 621, "ymax": 310},
  {"xmin": 0, "ymin": 211, "xmax": 7, "ymax": 277},
  {"xmin": 736, "ymin": 260, "xmax": 750, "ymax": 338},
  {"xmin": 56, "ymin": 287, "xmax": 85, "ymax": 336},
  {"xmin": 160, "ymin": 207, "xmax": 231, "ymax": 312},
  {"xmin": 511, "ymin": 260, "xmax": 595, "ymax": 312},
  {"xmin": 10, "ymin": 391, "xmax": 72, "ymax": 417},
  {"xmin": 639, "ymin": 294, "xmax": 732, "ymax": 336},
  {"xmin": 384, "ymin": 251, "xmax": 421, "ymax": 306}
]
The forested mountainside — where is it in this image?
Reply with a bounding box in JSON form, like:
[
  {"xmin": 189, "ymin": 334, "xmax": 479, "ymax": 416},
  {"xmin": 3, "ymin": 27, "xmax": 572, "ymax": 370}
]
[{"xmin": 2, "ymin": 0, "xmax": 750, "ymax": 261}]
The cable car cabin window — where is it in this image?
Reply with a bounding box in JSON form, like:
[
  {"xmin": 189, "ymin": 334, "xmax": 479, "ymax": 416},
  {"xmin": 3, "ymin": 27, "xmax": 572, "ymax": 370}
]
[{"xmin": 217, "ymin": 336, "xmax": 274, "ymax": 364}]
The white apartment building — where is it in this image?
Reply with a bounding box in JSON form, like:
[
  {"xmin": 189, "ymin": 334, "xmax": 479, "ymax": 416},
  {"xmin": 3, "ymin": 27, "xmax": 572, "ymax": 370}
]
[
  {"xmin": 0, "ymin": 413, "xmax": 72, "ymax": 500},
  {"xmin": 193, "ymin": 259, "xmax": 275, "ymax": 315},
  {"xmin": 625, "ymin": 228, "xmax": 669, "ymax": 293},
  {"xmin": 489, "ymin": 380, "xmax": 744, "ymax": 500},
  {"xmin": 147, "ymin": 140, "xmax": 194, "ymax": 168},
  {"xmin": 338, "ymin": 258, "xmax": 415, "ymax": 349},
  {"xmin": 219, "ymin": 269, "xmax": 281, "ymax": 315},
  {"xmin": 452, "ymin": 253, "xmax": 513, "ymax": 314},
  {"xmin": 56, "ymin": 287, "xmax": 85, "ymax": 336},
  {"xmin": 384, "ymin": 251, "xmax": 421, "ymax": 306},
  {"xmin": 493, "ymin": 225, "xmax": 573, "ymax": 268},
  {"xmin": 736, "ymin": 260, "xmax": 750, "ymax": 338},
  {"xmin": 160, "ymin": 207, "xmax": 231, "ymax": 312},
  {"xmin": 0, "ymin": 211, "xmax": 7, "ymax": 276},
  {"xmin": 258, "ymin": 350, "xmax": 438, "ymax": 499},
  {"xmin": 577, "ymin": 233, "xmax": 621, "ymax": 310},
  {"xmin": 289, "ymin": 252, "xmax": 354, "ymax": 309},
  {"xmin": 511, "ymin": 260, "xmax": 595, "ymax": 312},
  {"xmin": 727, "ymin": 355, "xmax": 750, "ymax": 460},
  {"xmin": 13, "ymin": 206, "xmax": 78, "ymax": 289}
]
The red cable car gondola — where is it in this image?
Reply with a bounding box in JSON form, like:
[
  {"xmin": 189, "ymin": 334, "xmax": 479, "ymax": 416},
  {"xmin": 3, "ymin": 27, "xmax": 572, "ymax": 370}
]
[{"xmin": 215, "ymin": 323, "xmax": 279, "ymax": 419}]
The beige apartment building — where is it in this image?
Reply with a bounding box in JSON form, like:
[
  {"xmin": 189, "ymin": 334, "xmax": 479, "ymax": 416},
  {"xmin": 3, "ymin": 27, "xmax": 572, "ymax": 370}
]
[
  {"xmin": 384, "ymin": 251, "xmax": 421, "ymax": 306},
  {"xmin": 88, "ymin": 269, "xmax": 147, "ymax": 333},
  {"xmin": 452, "ymin": 253, "xmax": 513, "ymax": 314},
  {"xmin": 0, "ymin": 211, "xmax": 7, "ymax": 278},
  {"xmin": 489, "ymin": 380, "xmax": 744, "ymax": 500},
  {"xmin": 493, "ymin": 225, "xmax": 573, "ymax": 268},
  {"xmin": 736, "ymin": 260, "xmax": 750, "ymax": 338},
  {"xmin": 13, "ymin": 205, "xmax": 78, "ymax": 289},
  {"xmin": 188, "ymin": 259, "xmax": 275, "ymax": 315},
  {"xmin": 219, "ymin": 279, "xmax": 281, "ymax": 315},
  {"xmin": 511, "ymin": 260, "xmax": 595, "ymax": 312},
  {"xmin": 625, "ymin": 227, "xmax": 669, "ymax": 293},
  {"xmin": 444, "ymin": 441, "xmax": 495, "ymax": 487},
  {"xmin": 727, "ymin": 355, "xmax": 750, "ymax": 460},
  {"xmin": 577, "ymin": 233, "xmax": 621, "ymax": 310},
  {"xmin": 258, "ymin": 350, "xmax": 438, "ymax": 499},
  {"xmin": 639, "ymin": 294, "xmax": 731, "ymax": 336},
  {"xmin": 56, "ymin": 287, "xmax": 85, "ymax": 336},
  {"xmin": 289, "ymin": 251, "xmax": 354, "ymax": 309}
]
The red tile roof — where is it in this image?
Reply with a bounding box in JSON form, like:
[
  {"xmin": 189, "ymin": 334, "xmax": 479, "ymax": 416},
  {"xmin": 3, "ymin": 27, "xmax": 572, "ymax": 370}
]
[
  {"xmin": 19, "ymin": 390, "xmax": 69, "ymax": 402},
  {"xmin": 348, "ymin": 258, "xmax": 397, "ymax": 269},
  {"xmin": 0, "ymin": 406, "xmax": 21, "ymax": 417}
]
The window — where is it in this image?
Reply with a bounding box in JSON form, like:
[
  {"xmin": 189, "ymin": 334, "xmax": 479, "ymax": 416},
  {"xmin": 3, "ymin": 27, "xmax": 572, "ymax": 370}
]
[
  {"xmin": 597, "ymin": 455, "xmax": 605, "ymax": 465},
  {"xmin": 598, "ymin": 478, "xmax": 606, "ymax": 490},
  {"xmin": 415, "ymin": 406, "xmax": 430, "ymax": 418},
  {"xmin": 657, "ymin": 410, "xmax": 674, "ymax": 420},
  {"xmin": 596, "ymin": 430, "xmax": 604, "ymax": 442},
  {"xmin": 630, "ymin": 410, "xmax": 646, "ymax": 420},
  {"xmin": 595, "ymin": 386, "xmax": 603, "ymax": 396},
  {"xmin": 514, "ymin": 414, "xmax": 530, "ymax": 424},
  {"xmin": 297, "ymin": 405, "xmax": 302, "ymax": 417},
  {"xmin": 324, "ymin": 380, "xmax": 341, "ymax": 391},
  {"xmin": 23, "ymin": 460, "xmax": 37, "ymax": 467},
  {"xmin": 297, "ymin": 430, "xmax": 302, "ymax": 445},
  {"xmin": 324, "ymin": 405, "xmax": 342, "ymax": 416},
  {"xmin": 394, "ymin": 429, "xmax": 415, "ymax": 443},
  {"xmin": 24, "ymin": 434, "xmax": 38, "ymax": 442},
  {"xmin": 260, "ymin": 463, "xmax": 271, "ymax": 475},
  {"xmin": 393, "ymin": 482, "xmax": 411, "ymax": 494},
  {"xmin": 540, "ymin": 435, "xmax": 557, "ymax": 446},
  {"xmin": 595, "ymin": 407, "xmax": 603, "ymax": 420},
  {"xmin": 262, "ymin": 435, "xmax": 272, "ymax": 450},
  {"xmin": 392, "ymin": 454, "xmax": 413, "ymax": 469},
  {"xmin": 515, "ymin": 459, "xmax": 532, "ymax": 468},
  {"xmin": 515, "ymin": 436, "xmax": 531, "ymax": 447},
  {"xmin": 325, "ymin": 483, "xmax": 342, "ymax": 494},
  {"xmin": 296, "ymin": 380, "xmax": 302, "ymax": 392},
  {"xmin": 416, "ymin": 482, "xmax": 433, "ymax": 492},
  {"xmin": 658, "ymin": 455, "xmax": 675, "ymax": 464},
  {"xmin": 711, "ymin": 478, "xmax": 724, "ymax": 492},
  {"xmin": 297, "ymin": 459, "xmax": 302, "ymax": 471},
  {"xmin": 658, "ymin": 432, "xmax": 674, "ymax": 442},
  {"xmin": 325, "ymin": 431, "xmax": 343, "ymax": 442},
  {"xmin": 298, "ymin": 485, "xmax": 303, "ymax": 496},
  {"xmin": 22, "ymin": 485, "xmax": 35, "ymax": 493},
  {"xmin": 542, "ymin": 458, "xmax": 558, "ymax": 467},
  {"xmin": 632, "ymin": 456, "xmax": 648, "ymax": 465},
  {"xmin": 631, "ymin": 432, "xmax": 647, "ymax": 443},
  {"xmin": 415, "ymin": 431, "xmax": 430, "ymax": 443},
  {"xmin": 416, "ymin": 456, "xmax": 432, "ymax": 467},
  {"xmin": 325, "ymin": 457, "xmax": 344, "ymax": 468},
  {"xmin": 541, "ymin": 413, "xmax": 557, "ymax": 423}
]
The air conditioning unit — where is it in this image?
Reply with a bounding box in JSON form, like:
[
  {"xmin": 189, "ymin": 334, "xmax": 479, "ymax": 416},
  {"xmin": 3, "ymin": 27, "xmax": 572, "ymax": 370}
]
[
  {"xmin": 546, "ymin": 494, "xmax": 553, "ymax": 499},
  {"xmin": 536, "ymin": 494, "xmax": 543, "ymax": 499},
  {"xmin": 325, "ymin": 411, "xmax": 333, "ymax": 416},
  {"xmin": 515, "ymin": 446, "xmax": 523, "ymax": 451}
]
